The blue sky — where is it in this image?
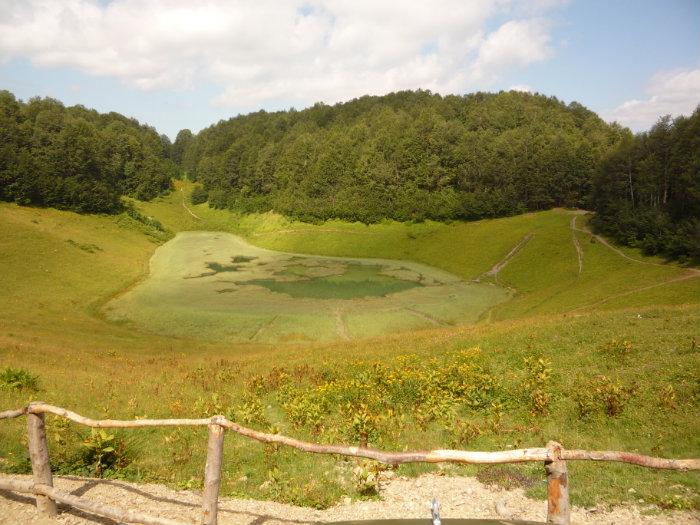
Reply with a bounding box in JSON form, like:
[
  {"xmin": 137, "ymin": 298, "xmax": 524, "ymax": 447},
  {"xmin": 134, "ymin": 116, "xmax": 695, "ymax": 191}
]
[{"xmin": 1, "ymin": 0, "xmax": 698, "ymax": 139}]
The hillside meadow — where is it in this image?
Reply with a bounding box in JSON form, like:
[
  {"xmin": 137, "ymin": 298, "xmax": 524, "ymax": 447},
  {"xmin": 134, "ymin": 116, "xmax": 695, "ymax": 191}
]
[{"xmin": 1, "ymin": 181, "xmax": 698, "ymax": 511}]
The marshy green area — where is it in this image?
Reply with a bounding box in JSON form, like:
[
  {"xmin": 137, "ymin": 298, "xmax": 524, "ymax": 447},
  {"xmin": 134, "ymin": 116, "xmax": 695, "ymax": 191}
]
[
  {"xmin": 1, "ymin": 181, "xmax": 698, "ymax": 512},
  {"xmin": 105, "ymin": 231, "xmax": 508, "ymax": 342}
]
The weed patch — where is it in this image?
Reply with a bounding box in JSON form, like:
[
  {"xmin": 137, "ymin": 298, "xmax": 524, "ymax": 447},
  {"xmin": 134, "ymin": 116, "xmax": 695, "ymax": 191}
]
[
  {"xmin": 0, "ymin": 368, "xmax": 39, "ymax": 391},
  {"xmin": 66, "ymin": 239, "xmax": 102, "ymax": 253},
  {"xmin": 574, "ymin": 375, "xmax": 633, "ymax": 418},
  {"xmin": 476, "ymin": 465, "xmax": 538, "ymax": 490}
]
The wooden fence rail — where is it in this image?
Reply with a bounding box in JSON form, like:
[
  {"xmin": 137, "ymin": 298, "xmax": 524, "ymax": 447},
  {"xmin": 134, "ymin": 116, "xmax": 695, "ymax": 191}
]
[{"xmin": 1, "ymin": 402, "xmax": 699, "ymax": 525}]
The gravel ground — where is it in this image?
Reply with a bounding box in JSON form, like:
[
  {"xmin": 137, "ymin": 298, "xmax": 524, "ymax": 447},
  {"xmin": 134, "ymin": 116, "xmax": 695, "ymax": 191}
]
[{"xmin": 0, "ymin": 473, "xmax": 697, "ymax": 525}]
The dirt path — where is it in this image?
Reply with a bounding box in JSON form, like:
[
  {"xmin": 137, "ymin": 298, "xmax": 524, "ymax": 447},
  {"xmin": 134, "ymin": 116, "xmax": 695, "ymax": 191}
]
[
  {"xmin": 249, "ymin": 315, "xmax": 279, "ymax": 341},
  {"xmin": 404, "ymin": 307, "xmax": 451, "ymax": 326},
  {"xmin": 571, "ymin": 217, "xmax": 583, "ymax": 275},
  {"xmin": 180, "ymin": 188, "xmax": 202, "ymax": 220},
  {"xmin": 335, "ymin": 309, "xmax": 350, "ymax": 340},
  {"xmin": 483, "ymin": 234, "xmax": 534, "ymax": 278},
  {"xmin": 571, "ymin": 222, "xmax": 670, "ymax": 268},
  {"xmin": 1, "ymin": 473, "xmax": 696, "ymax": 525},
  {"xmin": 570, "ymin": 269, "xmax": 700, "ymax": 312},
  {"xmin": 568, "ymin": 214, "xmax": 700, "ymax": 309}
]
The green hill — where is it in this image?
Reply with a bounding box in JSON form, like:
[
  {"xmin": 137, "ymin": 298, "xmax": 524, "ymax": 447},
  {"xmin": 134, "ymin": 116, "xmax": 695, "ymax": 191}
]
[{"xmin": 178, "ymin": 90, "xmax": 620, "ymax": 222}]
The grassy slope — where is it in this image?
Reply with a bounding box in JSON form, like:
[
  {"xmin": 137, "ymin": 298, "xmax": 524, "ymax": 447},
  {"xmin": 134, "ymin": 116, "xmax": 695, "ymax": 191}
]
[
  {"xmin": 1, "ymin": 181, "xmax": 698, "ymax": 510},
  {"xmin": 140, "ymin": 182, "xmax": 699, "ymax": 320}
]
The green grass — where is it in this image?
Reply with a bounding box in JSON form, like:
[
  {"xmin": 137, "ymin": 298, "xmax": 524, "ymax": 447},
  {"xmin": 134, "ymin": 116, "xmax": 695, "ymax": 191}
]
[{"xmin": 0, "ymin": 181, "xmax": 698, "ymax": 511}]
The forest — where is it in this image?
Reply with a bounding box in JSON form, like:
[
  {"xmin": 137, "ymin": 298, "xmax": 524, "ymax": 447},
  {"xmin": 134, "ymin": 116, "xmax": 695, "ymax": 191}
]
[
  {"xmin": 0, "ymin": 90, "xmax": 174, "ymax": 213},
  {"xmin": 591, "ymin": 108, "xmax": 700, "ymax": 261},
  {"xmin": 0, "ymin": 88, "xmax": 697, "ymax": 261},
  {"xmin": 176, "ymin": 90, "xmax": 621, "ymax": 222},
  {"xmin": 176, "ymin": 90, "xmax": 699, "ymax": 261}
]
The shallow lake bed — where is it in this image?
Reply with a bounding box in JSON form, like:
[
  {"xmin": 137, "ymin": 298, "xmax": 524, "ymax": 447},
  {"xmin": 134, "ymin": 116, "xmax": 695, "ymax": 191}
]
[{"xmin": 104, "ymin": 231, "xmax": 510, "ymax": 342}]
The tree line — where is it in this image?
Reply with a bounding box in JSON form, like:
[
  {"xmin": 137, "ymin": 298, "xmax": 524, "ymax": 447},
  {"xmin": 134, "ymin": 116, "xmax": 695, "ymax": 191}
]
[
  {"xmin": 177, "ymin": 90, "xmax": 698, "ymax": 261},
  {"xmin": 1, "ymin": 88, "xmax": 696, "ymax": 261},
  {"xmin": 177, "ymin": 90, "xmax": 620, "ymax": 223},
  {"xmin": 591, "ymin": 108, "xmax": 700, "ymax": 262},
  {"xmin": 0, "ymin": 90, "xmax": 174, "ymax": 213}
]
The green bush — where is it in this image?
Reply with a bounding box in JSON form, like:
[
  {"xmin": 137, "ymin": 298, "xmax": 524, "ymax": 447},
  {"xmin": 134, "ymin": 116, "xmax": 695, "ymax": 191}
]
[
  {"xmin": 522, "ymin": 355, "xmax": 552, "ymax": 415},
  {"xmin": 52, "ymin": 428, "xmax": 133, "ymax": 478},
  {"xmin": 0, "ymin": 367, "xmax": 39, "ymax": 391},
  {"xmin": 575, "ymin": 375, "xmax": 632, "ymax": 418},
  {"xmin": 190, "ymin": 185, "xmax": 208, "ymax": 205}
]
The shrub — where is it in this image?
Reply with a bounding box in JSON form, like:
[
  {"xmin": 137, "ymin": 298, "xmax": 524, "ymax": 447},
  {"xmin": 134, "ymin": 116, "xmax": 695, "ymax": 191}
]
[
  {"xmin": 346, "ymin": 403, "xmax": 381, "ymax": 447},
  {"xmin": 353, "ymin": 460, "xmax": 385, "ymax": 496},
  {"xmin": 230, "ymin": 394, "xmax": 269, "ymax": 427},
  {"xmin": 575, "ymin": 375, "xmax": 632, "ymax": 418},
  {"xmin": 190, "ymin": 185, "xmax": 208, "ymax": 205},
  {"xmin": 54, "ymin": 429, "xmax": 132, "ymax": 478},
  {"xmin": 522, "ymin": 356, "xmax": 552, "ymax": 415},
  {"xmin": 282, "ymin": 391, "xmax": 325, "ymax": 432},
  {"xmin": 0, "ymin": 367, "xmax": 39, "ymax": 391},
  {"xmin": 598, "ymin": 338, "xmax": 634, "ymax": 360},
  {"xmin": 446, "ymin": 418, "xmax": 482, "ymax": 447},
  {"xmin": 659, "ymin": 384, "xmax": 677, "ymax": 410}
]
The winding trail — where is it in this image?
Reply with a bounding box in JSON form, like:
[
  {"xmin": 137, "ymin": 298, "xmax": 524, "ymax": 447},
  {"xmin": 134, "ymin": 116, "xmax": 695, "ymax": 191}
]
[
  {"xmin": 571, "ymin": 217, "xmax": 583, "ymax": 275},
  {"xmin": 180, "ymin": 188, "xmax": 202, "ymax": 220},
  {"xmin": 335, "ymin": 309, "xmax": 350, "ymax": 340},
  {"xmin": 570, "ymin": 269, "xmax": 700, "ymax": 312},
  {"xmin": 571, "ymin": 220, "xmax": 668, "ymax": 268},
  {"xmin": 483, "ymin": 233, "xmax": 534, "ymax": 278}
]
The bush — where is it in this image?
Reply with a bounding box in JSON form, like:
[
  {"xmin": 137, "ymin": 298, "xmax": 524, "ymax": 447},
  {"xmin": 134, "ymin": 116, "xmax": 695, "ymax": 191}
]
[
  {"xmin": 0, "ymin": 367, "xmax": 39, "ymax": 391},
  {"xmin": 598, "ymin": 338, "xmax": 633, "ymax": 360},
  {"xmin": 53, "ymin": 428, "xmax": 132, "ymax": 478},
  {"xmin": 575, "ymin": 375, "xmax": 632, "ymax": 418},
  {"xmin": 522, "ymin": 355, "xmax": 552, "ymax": 415},
  {"xmin": 190, "ymin": 185, "xmax": 208, "ymax": 205}
]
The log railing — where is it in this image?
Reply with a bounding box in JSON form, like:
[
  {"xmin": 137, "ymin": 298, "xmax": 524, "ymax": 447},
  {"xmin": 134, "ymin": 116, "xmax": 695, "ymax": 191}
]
[{"xmin": 1, "ymin": 403, "xmax": 699, "ymax": 525}]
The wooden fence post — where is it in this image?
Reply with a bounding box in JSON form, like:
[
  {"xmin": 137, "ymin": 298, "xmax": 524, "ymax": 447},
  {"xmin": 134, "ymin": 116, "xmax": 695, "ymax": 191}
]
[
  {"xmin": 545, "ymin": 441, "xmax": 570, "ymax": 525},
  {"xmin": 27, "ymin": 408, "xmax": 57, "ymax": 517},
  {"xmin": 202, "ymin": 421, "xmax": 225, "ymax": 525}
]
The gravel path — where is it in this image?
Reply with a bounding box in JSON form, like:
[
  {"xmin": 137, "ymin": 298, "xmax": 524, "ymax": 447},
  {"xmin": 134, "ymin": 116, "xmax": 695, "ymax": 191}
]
[{"xmin": 1, "ymin": 473, "xmax": 697, "ymax": 525}]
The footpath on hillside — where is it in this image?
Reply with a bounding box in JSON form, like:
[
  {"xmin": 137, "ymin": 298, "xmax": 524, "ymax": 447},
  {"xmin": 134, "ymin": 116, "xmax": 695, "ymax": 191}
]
[{"xmin": 1, "ymin": 473, "xmax": 697, "ymax": 525}]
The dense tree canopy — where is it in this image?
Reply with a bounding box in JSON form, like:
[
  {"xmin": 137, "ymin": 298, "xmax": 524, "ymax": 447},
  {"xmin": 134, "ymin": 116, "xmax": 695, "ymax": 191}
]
[
  {"xmin": 2, "ymin": 88, "xmax": 697, "ymax": 262},
  {"xmin": 178, "ymin": 90, "xmax": 620, "ymax": 222},
  {"xmin": 592, "ymin": 108, "xmax": 700, "ymax": 262},
  {"xmin": 0, "ymin": 91, "xmax": 174, "ymax": 213}
]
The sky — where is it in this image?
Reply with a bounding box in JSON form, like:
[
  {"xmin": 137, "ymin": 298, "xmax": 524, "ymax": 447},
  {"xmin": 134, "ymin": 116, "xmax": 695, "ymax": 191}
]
[{"xmin": 0, "ymin": 0, "xmax": 698, "ymax": 139}]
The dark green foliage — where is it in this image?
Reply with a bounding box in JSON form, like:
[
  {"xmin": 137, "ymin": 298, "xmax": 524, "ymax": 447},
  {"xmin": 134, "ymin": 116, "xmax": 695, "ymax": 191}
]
[
  {"xmin": 179, "ymin": 90, "xmax": 619, "ymax": 222},
  {"xmin": 190, "ymin": 184, "xmax": 208, "ymax": 204},
  {"xmin": 0, "ymin": 90, "xmax": 173, "ymax": 213},
  {"xmin": 592, "ymin": 109, "xmax": 700, "ymax": 262},
  {"xmin": 172, "ymin": 129, "xmax": 193, "ymax": 167}
]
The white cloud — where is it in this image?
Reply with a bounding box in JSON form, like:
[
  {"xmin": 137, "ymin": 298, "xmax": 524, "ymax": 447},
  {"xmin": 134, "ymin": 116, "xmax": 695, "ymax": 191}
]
[
  {"xmin": 470, "ymin": 19, "xmax": 552, "ymax": 84},
  {"xmin": 604, "ymin": 68, "xmax": 700, "ymax": 131},
  {"xmin": 509, "ymin": 84, "xmax": 532, "ymax": 92},
  {"xmin": 0, "ymin": 0, "xmax": 561, "ymax": 110}
]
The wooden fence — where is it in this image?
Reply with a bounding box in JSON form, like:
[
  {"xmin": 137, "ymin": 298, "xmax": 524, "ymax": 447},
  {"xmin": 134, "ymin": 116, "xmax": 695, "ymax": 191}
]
[{"xmin": 1, "ymin": 402, "xmax": 699, "ymax": 525}]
